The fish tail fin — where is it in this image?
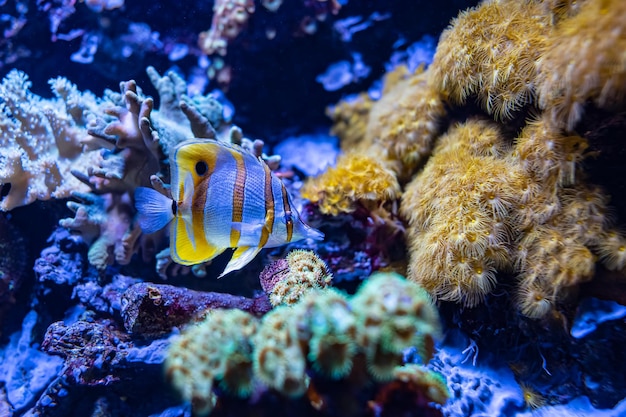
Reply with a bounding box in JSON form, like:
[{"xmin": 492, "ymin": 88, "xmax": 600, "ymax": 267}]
[{"xmin": 134, "ymin": 187, "xmax": 175, "ymax": 233}]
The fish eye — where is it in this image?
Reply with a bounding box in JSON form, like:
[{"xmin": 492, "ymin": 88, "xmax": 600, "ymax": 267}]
[{"xmin": 195, "ymin": 161, "xmax": 208, "ymax": 176}]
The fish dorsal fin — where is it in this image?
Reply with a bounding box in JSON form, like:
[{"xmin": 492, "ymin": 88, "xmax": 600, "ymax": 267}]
[
  {"xmin": 172, "ymin": 138, "xmax": 254, "ymax": 165},
  {"xmin": 170, "ymin": 214, "xmax": 225, "ymax": 266},
  {"xmin": 218, "ymin": 246, "xmax": 262, "ymax": 278}
]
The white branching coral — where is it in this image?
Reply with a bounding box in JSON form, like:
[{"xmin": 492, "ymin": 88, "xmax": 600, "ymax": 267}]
[
  {"xmin": 61, "ymin": 67, "xmax": 227, "ymax": 271},
  {"xmin": 0, "ymin": 66, "xmax": 278, "ymax": 274},
  {"xmin": 0, "ymin": 70, "xmax": 104, "ymax": 211}
]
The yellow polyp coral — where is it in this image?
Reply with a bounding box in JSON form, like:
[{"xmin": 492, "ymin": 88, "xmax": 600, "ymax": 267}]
[
  {"xmin": 326, "ymin": 64, "xmax": 410, "ymax": 153},
  {"xmin": 401, "ymin": 119, "xmax": 524, "ymax": 307},
  {"xmin": 301, "ymin": 152, "xmax": 401, "ymax": 216},
  {"xmin": 514, "ymin": 222, "xmax": 595, "ymax": 317},
  {"xmin": 507, "ymin": 116, "xmax": 616, "ymax": 316},
  {"xmin": 429, "ymin": 0, "xmax": 553, "ymax": 120},
  {"xmin": 520, "ymin": 382, "xmax": 546, "ymax": 409},
  {"xmin": 399, "ymin": 113, "xmax": 626, "ymax": 316},
  {"xmin": 317, "ymin": 0, "xmax": 626, "ymax": 320},
  {"xmin": 326, "ymin": 92, "xmax": 374, "ymax": 151},
  {"xmin": 364, "ymin": 66, "xmax": 446, "ymax": 181},
  {"xmin": 511, "ymin": 182, "xmax": 619, "ymax": 317},
  {"xmin": 324, "ymin": 64, "xmax": 445, "ymax": 184},
  {"xmin": 596, "ymin": 230, "xmax": 626, "ymax": 271},
  {"xmin": 515, "ymin": 281, "xmax": 555, "ymax": 319},
  {"xmin": 542, "ymin": 0, "xmax": 586, "ymax": 23},
  {"xmin": 512, "ymin": 115, "xmax": 589, "ymax": 192},
  {"xmin": 536, "ymin": 0, "xmax": 626, "ymax": 130}
]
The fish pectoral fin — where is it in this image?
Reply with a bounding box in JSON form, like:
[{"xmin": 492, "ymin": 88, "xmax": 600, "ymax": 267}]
[{"xmin": 218, "ymin": 246, "xmax": 262, "ymax": 278}]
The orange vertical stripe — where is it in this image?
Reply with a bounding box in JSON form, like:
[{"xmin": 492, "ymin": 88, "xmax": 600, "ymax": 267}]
[
  {"xmin": 230, "ymin": 150, "xmax": 246, "ymax": 247},
  {"xmin": 258, "ymin": 162, "xmax": 274, "ymax": 247}
]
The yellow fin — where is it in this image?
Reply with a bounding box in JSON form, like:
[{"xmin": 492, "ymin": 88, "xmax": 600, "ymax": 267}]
[
  {"xmin": 218, "ymin": 246, "xmax": 261, "ymax": 278},
  {"xmin": 170, "ymin": 215, "xmax": 225, "ymax": 265}
]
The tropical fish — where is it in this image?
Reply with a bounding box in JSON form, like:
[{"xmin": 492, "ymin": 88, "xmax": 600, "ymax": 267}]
[{"xmin": 134, "ymin": 138, "xmax": 324, "ymax": 277}]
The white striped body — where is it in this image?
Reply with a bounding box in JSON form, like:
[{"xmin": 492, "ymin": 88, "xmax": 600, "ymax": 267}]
[{"xmin": 167, "ymin": 139, "xmax": 323, "ymax": 275}]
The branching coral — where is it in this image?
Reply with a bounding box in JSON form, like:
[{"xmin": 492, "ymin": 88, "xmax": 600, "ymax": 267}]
[
  {"xmin": 0, "ymin": 67, "xmax": 199, "ymax": 268},
  {"xmin": 58, "ymin": 67, "xmax": 229, "ymax": 271},
  {"xmin": 59, "ymin": 192, "xmax": 137, "ymax": 270},
  {"xmin": 536, "ymin": 0, "xmax": 626, "ymax": 130},
  {"xmin": 198, "ymin": 0, "xmax": 256, "ymax": 56},
  {"xmin": 165, "ymin": 272, "xmax": 445, "ymax": 416},
  {"xmin": 429, "ymin": 0, "xmax": 553, "ymax": 120},
  {"xmin": 82, "ymin": 66, "xmax": 225, "ymax": 193},
  {"xmin": 0, "ymin": 70, "xmax": 104, "ymax": 211}
]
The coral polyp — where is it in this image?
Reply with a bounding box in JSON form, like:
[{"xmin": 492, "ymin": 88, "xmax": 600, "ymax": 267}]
[
  {"xmin": 536, "ymin": 0, "xmax": 626, "ymax": 130},
  {"xmin": 401, "ymin": 119, "xmax": 522, "ymax": 307},
  {"xmin": 301, "ymin": 152, "xmax": 401, "ymax": 216},
  {"xmin": 165, "ymin": 272, "xmax": 444, "ymax": 415},
  {"xmin": 166, "ymin": 309, "xmax": 259, "ymax": 415},
  {"xmin": 429, "ymin": 0, "xmax": 552, "ymax": 120},
  {"xmin": 259, "ymin": 249, "xmax": 333, "ymax": 307}
]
